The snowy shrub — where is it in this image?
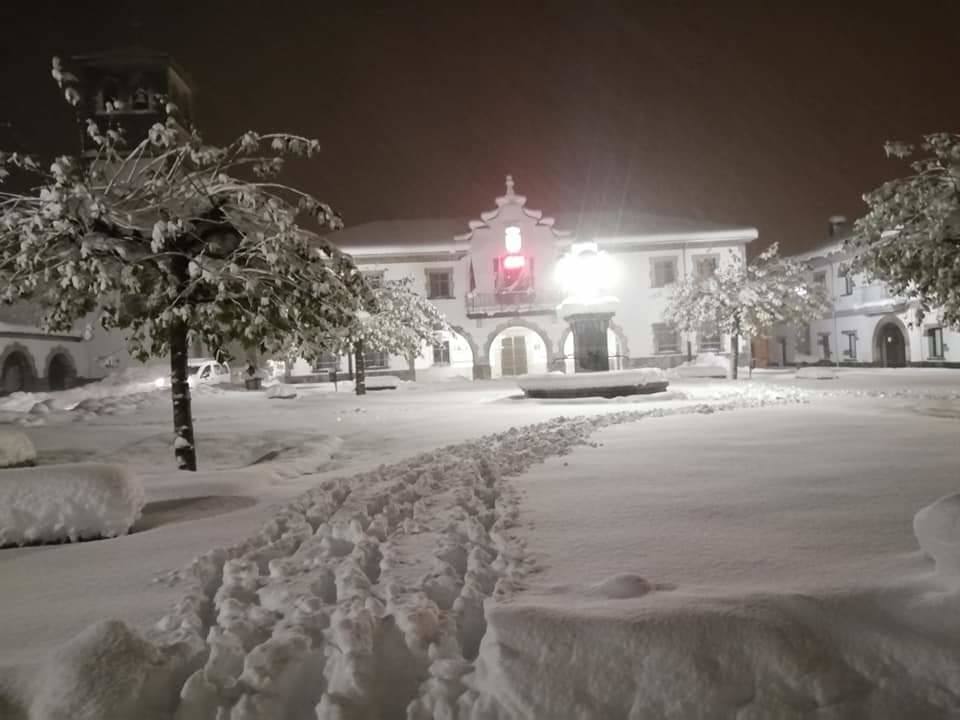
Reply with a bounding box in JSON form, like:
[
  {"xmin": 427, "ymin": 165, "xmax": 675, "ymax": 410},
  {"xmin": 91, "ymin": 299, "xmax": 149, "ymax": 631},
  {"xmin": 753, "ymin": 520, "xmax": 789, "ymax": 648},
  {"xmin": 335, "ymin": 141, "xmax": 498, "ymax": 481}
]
[
  {"xmin": 0, "ymin": 463, "xmax": 145, "ymax": 546},
  {"xmin": 0, "ymin": 429, "xmax": 36, "ymax": 468}
]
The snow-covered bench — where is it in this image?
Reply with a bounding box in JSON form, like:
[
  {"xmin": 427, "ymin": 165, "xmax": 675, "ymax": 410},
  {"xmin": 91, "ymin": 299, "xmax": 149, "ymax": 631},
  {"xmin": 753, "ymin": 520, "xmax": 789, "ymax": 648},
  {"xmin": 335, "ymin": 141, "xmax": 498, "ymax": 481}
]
[
  {"xmin": 0, "ymin": 463, "xmax": 145, "ymax": 546},
  {"xmin": 0, "ymin": 429, "xmax": 36, "ymax": 468}
]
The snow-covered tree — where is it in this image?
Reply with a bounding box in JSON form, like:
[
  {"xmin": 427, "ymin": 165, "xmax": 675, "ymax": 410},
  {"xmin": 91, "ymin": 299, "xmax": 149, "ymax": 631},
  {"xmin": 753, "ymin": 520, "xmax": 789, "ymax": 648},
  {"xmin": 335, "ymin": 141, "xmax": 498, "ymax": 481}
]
[
  {"xmin": 297, "ymin": 276, "xmax": 447, "ymax": 395},
  {"xmin": 664, "ymin": 244, "xmax": 831, "ymax": 378},
  {"xmin": 846, "ymin": 133, "xmax": 960, "ymax": 325},
  {"xmin": 0, "ymin": 57, "xmax": 370, "ymax": 470}
]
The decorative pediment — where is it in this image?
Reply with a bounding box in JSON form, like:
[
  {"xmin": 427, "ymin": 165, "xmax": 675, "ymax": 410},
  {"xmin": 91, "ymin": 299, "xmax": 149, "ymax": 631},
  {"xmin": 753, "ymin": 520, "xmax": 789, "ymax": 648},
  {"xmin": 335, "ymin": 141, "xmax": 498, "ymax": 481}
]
[{"xmin": 465, "ymin": 175, "xmax": 566, "ymax": 239}]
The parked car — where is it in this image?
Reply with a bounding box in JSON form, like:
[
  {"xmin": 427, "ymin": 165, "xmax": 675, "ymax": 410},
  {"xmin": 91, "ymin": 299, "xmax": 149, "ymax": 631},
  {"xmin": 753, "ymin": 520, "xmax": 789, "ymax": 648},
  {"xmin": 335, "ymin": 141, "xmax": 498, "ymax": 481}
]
[{"xmin": 153, "ymin": 359, "xmax": 231, "ymax": 389}]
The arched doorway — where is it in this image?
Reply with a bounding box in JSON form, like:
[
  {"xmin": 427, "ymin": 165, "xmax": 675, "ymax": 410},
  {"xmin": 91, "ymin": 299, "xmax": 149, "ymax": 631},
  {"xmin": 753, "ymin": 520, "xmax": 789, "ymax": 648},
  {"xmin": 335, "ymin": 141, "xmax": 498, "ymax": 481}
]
[
  {"xmin": 47, "ymin": 352, "xmax": 76, "ymax": 391},
  {"xmin": 562, "ymin": 328, "xmax": 622, "ymax": 373},
  {"xmin": 1, "ymin": 350, "xmax": 33, "ymax": 395},
  {"xmin": 418, "ymin": 327, "xmax": 476, "ymax": 380},
  {"xmin": 487, "ymin": 325, "xmax": 549, "ymax": 378},
  {"xmin": 876, "ymin": 322, "xmax": 907, "ymax": 367}
]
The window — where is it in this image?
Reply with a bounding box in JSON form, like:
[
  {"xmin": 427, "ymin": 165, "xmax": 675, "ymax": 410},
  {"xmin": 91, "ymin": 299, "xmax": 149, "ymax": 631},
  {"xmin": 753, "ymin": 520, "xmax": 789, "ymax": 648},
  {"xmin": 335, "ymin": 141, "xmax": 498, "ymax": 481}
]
[
  {"xmin": 818, "ymin": 332, "xmax": 831, "ymax": 360},
  {"xmin": 362, "ymin": 271, "xmax": 384, "ymax": 289},
  {"xmin": 426, "ymin": 269, "xmax": 453, "ymax": 299},
  {"xmin": 841, "ymin": 272, "xmax": 854, "ymax": 296},
  {"xmin": 363, "ymin": 350, "xmax": 389, "ymax": 369},
  {"xmin": 927, "ymin": 327, "xmax": 944, "ymax": 359},
  {"xmin": 432, "ymin": 341, "xmax": 451, "ymax": 365},
  {"xmin": 813, "ymin": 271, "xmax": 827, "ymax": 287},
  {"xmin": 312, "ymin": 353, "xmax": 340, "ymax": 373},
  {"xmin": 796, "ymin": 322, "xmax": 811, "ymax": 355},
  {"xmin": 698, "ymin": 324, "xmax": 722, "ymax": 353},
  {"xmin": 650, "ymin": 257, "xmax": 677, "ymax": 288},
  {"xmin": 653, "ymin": 323, "xmax": 680, "ymax": 354},
  {"xmin": 842, "ymin": 331, "xmax": 857, "ymax": 360},
  {"xmin": 694, "ymin": 255, "xmax": 719, "ymax": 280}
]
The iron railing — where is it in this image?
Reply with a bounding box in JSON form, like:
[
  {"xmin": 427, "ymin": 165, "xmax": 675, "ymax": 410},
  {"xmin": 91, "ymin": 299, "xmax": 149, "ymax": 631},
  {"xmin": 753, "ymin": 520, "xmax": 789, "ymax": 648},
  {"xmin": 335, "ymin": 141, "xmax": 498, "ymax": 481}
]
[
  {"xmin": 466, "ymin": 292, "xmax": 559, "ymax": 316},
  {"xmin": 549, "ymin": 353, "xmax": 630, "ymax": 372}
]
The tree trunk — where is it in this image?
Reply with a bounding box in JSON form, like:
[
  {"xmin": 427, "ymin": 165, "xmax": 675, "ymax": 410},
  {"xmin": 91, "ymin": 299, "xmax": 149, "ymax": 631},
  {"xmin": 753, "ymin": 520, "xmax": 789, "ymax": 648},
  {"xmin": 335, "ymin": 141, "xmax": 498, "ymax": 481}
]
[
  {"xmin": 730, "ymin": 318, "xmax": 741, "ymax": 380},
  {"xmin": 170, "ymin": 319, "xmax": 198, "ymax": 471},
  {"xmin": 354, "ymin": 340, "xmax": 367, "ymax": 396}
]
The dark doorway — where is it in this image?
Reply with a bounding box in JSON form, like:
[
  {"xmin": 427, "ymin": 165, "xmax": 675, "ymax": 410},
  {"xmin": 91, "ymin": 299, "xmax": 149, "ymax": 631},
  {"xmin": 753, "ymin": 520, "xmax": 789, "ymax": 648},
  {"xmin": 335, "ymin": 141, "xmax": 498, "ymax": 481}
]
[
  {"xmin": 47, "ymin": 352, "xmax": 76, "ymax": 391},
  {"xmin": 877, "ymin": 323, "xmax": 907, "ymax": 367},
  {"xmin": 1, "ymin": 351, "xmax": 32, "ymax": 395}
]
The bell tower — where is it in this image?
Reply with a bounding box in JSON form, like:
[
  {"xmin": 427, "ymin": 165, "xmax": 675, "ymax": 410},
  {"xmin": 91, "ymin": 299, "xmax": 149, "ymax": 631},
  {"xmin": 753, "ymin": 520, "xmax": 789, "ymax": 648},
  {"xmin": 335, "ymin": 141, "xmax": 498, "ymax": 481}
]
[{"xmin": 70, "ymin": 47, "xmax": 196, "ymax": 150}]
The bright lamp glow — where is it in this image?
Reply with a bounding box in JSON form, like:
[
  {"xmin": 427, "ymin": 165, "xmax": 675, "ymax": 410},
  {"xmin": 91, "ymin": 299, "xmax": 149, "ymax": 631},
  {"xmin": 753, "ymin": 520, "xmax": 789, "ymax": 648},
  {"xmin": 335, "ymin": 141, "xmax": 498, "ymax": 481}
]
[
  {"xmin": 504, "ymin": 226, "xmax": 522, "ymax": 253},
  {"xmin": 555, "ymin": 242, "xmax": 617, "ymax": 300},
  {"xmin": 503, "ymin": 254, "xmax": 525, "ymax": 270}
]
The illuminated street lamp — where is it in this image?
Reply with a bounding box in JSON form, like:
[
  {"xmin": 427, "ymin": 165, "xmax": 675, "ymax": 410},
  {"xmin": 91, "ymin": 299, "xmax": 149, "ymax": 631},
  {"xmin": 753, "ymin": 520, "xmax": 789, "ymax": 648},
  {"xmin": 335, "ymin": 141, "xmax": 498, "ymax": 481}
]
[{"xmin": 555, "ymin": 242, "xmax": 620, "ymax": 373}]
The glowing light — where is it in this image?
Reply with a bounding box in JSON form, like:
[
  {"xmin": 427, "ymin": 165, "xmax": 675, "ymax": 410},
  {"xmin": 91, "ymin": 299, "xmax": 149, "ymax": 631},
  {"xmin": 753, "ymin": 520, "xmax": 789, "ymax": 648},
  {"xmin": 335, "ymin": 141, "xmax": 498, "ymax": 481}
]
[
  {"xmin": 503, "ymin": 254, "xmax": 526, "ymax": 270},
  {"xmin": 505, "ymin": 226, "xmax": 522, "ymax": 253},
  {"xmin": 554, "ymin": 241, "xmax": 618, "ymax": 300}
]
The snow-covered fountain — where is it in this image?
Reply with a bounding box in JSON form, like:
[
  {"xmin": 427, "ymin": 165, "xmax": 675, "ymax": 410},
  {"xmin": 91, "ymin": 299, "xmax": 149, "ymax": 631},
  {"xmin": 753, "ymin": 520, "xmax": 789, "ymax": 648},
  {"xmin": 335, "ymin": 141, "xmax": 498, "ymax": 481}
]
[{"xmin": 518, "ymin": 242, "xmax": 669, "ymax": 399}]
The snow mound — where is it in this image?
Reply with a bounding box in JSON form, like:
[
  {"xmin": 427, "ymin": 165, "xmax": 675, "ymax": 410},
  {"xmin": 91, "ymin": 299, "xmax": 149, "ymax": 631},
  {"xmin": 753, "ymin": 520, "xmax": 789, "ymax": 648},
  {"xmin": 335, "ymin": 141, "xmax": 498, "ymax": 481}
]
[
  {"xmin": 366, "ymin": 374, "xmax": 403, "ymax": 389},
  {"xmin": 469, "ymin": 589, "xmax": 960, "ymax": 719},
  {"xmin": 586, "ymin": 573, "xmax": 656, "ymax": 599},
  {"xmin": 28, "ymin": 620, "xmax": 181, "ymax": 720},
  {"xmin": 914, "ymin": 493, "xmax": 960, "ymax": 581},
  {"xmin": 672, "ymin": 352, "xmax": 729, "ymax": 378},
  {"xmin": 0, "ymin": 463, "xmax": 145, "ymax": 546},
  {"xmin": 797, "ymin": 366, "xmax": 838, "ymax": 380},
  {"xmin": 518, "ymin": 368, "xmax": 668, "ymax": 397},
  {"xmin": 0, "ymin": 430, "xmax": 36, "ymax": 468},
  {"xmin": 265, "ymin": 383, "xmax": 297, "ymax": 400}
]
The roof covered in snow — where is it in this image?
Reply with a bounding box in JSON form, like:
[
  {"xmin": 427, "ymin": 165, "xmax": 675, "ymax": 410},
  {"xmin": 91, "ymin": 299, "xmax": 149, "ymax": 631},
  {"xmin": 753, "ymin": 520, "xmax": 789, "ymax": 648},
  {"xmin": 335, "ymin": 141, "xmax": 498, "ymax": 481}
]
[{"xmin": 329, "ymin": 211, "xmax": 757, "ymax": 258}]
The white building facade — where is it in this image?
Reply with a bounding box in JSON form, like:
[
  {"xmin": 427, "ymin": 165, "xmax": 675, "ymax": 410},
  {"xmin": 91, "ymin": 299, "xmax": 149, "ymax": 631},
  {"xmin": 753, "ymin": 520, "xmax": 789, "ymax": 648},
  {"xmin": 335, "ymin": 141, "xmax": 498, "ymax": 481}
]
[
  {"xmin": 288, "ymin": 176, "xmax": 757, "ymax": 382},
  {"xmin": 0, "ymin": 176, "xmax": 758, "ymax": 393},
  {"xmin": 760, "ymin": 221, "xmax": 960, "ymax": 368}
]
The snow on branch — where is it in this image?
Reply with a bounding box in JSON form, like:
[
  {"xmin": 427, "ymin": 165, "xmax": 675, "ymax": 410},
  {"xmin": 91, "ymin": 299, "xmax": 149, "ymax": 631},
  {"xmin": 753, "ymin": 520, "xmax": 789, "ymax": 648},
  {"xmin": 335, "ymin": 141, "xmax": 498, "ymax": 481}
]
[
  {"xmin": 847, "ymin": 132, "xmax": 960, "ymax": 326},
  {"xmin": 0, "ymin": 57, "xmax": 368, "ymax": 363}
]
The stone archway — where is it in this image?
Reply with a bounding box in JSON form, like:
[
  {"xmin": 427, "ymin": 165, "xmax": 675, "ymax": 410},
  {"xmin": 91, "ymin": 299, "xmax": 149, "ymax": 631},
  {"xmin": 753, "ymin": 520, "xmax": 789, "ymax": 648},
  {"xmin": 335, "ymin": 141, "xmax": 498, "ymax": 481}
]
[
  {"xmin": 557, "ymin": 320, "xmax": 630, "ymax": 371},
  {"xmin": 45, "ymin": 347, "xmax": 78, "ymax": 391},
  {"xmin": 0, "ymin": 344, "xmax": 38, "ymax": 395},
  {"xmin": 448, "ymin": 324, "xmax": 480, "ymax": 366},
  {"xmin": 873, "ymin": 316, "xmax": 909, "ymax": 368},
  {"xmin": 483, "ymin": 319, "xmax": 554, "ymax": 379}
]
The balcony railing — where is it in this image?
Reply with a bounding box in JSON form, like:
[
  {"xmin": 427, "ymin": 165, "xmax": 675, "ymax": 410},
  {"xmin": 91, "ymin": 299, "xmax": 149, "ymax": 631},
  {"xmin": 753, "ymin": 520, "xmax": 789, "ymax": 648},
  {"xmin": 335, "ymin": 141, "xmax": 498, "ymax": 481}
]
[
  {"xmin": 840, "ymin": 283, "xmax": 905, "ymax": 311},
  {"xmin": 466, "ymin": 291, "xmax": 559, "ymax": 317}
]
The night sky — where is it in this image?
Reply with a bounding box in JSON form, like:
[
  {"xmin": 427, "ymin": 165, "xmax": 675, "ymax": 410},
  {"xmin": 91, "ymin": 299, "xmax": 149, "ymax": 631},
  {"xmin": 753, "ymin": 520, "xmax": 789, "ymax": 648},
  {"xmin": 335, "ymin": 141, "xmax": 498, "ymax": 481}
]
[{"xmin": 2, "ymin": 1, "xmax": 958, "ymax": 254}]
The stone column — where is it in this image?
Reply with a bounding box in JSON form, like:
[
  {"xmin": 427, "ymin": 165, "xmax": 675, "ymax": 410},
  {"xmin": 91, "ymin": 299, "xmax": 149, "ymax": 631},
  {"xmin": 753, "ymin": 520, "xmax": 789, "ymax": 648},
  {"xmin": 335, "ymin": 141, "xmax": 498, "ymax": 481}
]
[{"xmin": 565, "ymin": 312, "xmax": 614, "ymax": 373}]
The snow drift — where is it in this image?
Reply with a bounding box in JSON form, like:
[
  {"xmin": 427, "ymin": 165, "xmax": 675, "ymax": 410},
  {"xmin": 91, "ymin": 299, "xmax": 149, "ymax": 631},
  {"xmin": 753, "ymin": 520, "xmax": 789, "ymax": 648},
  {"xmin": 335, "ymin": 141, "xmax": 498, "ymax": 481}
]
[
  {"xmin": 671, "ymin": 352, "xmax": 729, "ymax": 378},
  {"xmin": 915, "ymin": 493, "xmax": 960, "ymax": 581},
  {"xmin": 468, "ymin": 585, "xmax": 960, "ymax": 719},
  {"xmin": 797, "ymin": 366, "xmax": 838, "ymax": 380},
  {"xmin": 0, "ymin": 430, "xmax": 36, "ymax": 468},
  {"xmin": 265, "ymin": 383, "xmax": 298, "ymax": 400},
  {"xmin": 0, "ymin": 463, "xmax": 145, "ymax": 546}
]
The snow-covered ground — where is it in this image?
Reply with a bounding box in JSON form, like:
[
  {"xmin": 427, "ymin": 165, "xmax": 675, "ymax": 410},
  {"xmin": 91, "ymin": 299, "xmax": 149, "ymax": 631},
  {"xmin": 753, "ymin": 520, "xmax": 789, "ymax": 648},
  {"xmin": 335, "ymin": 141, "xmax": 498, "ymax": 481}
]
[{"xmin": 0, "ymin": 369, "xmax": 958, "ymax": 718}]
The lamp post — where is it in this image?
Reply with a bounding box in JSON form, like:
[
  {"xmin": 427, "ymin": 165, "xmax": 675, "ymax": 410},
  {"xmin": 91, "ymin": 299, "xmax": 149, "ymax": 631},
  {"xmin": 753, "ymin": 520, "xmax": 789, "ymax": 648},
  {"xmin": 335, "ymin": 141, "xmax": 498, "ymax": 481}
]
[{"xmin": 555, "ymin": 242, "xmax": 620, "ymax": 373}]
